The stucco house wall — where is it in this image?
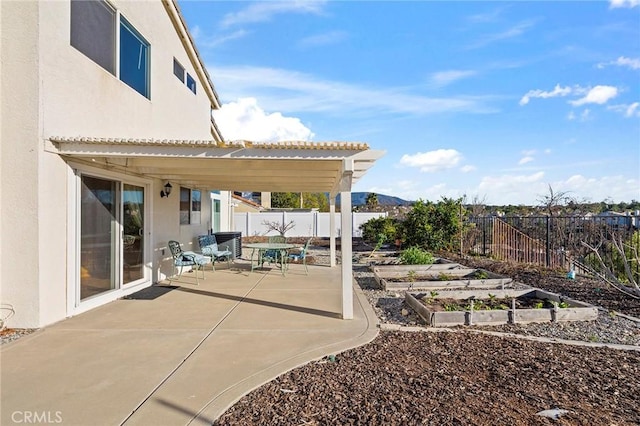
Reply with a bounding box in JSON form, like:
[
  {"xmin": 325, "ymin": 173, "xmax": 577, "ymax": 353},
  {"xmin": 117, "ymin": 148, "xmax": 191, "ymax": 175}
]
[{"xmin": 1, "ymin": 0, "xmax": 230, "ymax": 328}]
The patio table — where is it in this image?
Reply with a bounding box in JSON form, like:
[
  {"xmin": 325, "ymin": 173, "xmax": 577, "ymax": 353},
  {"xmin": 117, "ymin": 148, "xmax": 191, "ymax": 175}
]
[{"xmin": 244, "ymin": 242, "xmax": 297, "ymax": 276}]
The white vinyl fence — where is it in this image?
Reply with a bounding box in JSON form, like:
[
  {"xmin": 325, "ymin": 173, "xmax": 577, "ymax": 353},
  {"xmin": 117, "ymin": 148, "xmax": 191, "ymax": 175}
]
[{"xmin": 233, "ymin": 211, "xmax": 387, "ymax": 238}]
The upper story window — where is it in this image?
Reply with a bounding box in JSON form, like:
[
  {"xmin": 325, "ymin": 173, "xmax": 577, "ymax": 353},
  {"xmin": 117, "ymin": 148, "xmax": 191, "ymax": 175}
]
[
  {"xmin": 70, "ymin": 0, "xmax": 116, "ymax": 74},
  {"xmin": 173, "ymin": 58, "xmax": 185, "ymax": 82},
  {"xmin": 70, "ymin": 0, "xmax": 150, "ymax": 99},
  {"xmin": 119, "ymin": 18, "xmax": 150, "ymax": 98},
  {"xmin": 186, "ymin": 73, "xmax": 197, "ymax": 94}
]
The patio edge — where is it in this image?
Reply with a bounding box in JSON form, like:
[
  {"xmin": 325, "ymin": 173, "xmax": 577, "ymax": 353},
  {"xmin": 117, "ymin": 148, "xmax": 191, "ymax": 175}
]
[{"xmin": 197, "ymin": 280, "xmax": 380, "ymax": 423}]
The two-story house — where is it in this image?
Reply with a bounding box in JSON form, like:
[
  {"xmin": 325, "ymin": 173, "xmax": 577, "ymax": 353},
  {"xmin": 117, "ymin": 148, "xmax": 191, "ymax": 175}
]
[{"xmin": 1, "ymin": 0, "xmax": 383, "ymax": 329}]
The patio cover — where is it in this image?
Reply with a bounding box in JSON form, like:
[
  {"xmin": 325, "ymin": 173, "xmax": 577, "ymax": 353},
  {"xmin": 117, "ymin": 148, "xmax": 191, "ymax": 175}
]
[{"xmin": 47, "ymin": 138, "xmax": 385, "ymax": 319}]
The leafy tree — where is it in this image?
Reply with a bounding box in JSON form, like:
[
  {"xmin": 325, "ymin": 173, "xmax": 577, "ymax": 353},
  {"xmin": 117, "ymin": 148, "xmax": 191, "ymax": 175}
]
[
  {"xmin": 359, "ymin": 216, "xmax": 398, "ymax": 245},
  {"xmin": 271, "ymin": 192, "xmax": 299, "ymax": 209},
  {"xmin": 365, "ymin": 192, "xmax": 379, "ymax": 208},
  {"xmin": 403, "ymin": 197, "xmax": 464, "ymax": 251},
  {"xmin": 271, "ymin": 192, "xmax": 329, "ymax": 211},
  {"xmin": 302, "ymin": 192, "xmax": 329, "ymax": 212}
]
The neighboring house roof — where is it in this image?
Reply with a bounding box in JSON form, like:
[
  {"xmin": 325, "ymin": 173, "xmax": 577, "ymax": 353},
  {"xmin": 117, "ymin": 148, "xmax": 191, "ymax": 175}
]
[
  {"xmin": 47, "ymin": 138, "xmax": 384, "ymax": 195},
  {"xmin": 232, "ymin": 193, "xmax": 264, "ymax": 210}
]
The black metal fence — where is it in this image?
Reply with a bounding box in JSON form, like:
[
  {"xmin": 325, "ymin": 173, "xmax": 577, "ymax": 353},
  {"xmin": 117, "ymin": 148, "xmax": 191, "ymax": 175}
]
[{"xmin": 463, "ymin": 215, "xmax": 639, "ymax": 280}]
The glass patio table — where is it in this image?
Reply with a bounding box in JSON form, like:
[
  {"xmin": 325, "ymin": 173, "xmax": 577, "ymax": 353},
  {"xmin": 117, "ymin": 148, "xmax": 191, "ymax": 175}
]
[{"xmin": 244, "ymin": 242, "xmax": 297, "ymax": 276}]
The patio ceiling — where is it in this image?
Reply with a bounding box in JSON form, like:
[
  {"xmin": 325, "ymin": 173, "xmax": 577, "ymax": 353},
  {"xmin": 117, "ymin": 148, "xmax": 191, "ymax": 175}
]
[{"xmin": 47, "ymin": 138, "xmax": 385, "ymax": 194}]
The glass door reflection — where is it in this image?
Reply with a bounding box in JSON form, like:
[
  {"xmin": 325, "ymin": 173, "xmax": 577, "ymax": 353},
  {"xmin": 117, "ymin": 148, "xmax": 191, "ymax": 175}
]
[
  {"xmin": 123, "ymin": 184, "xmax": 144, "ymax": 284},
  {"xmin": 80, "ymin": 175, "xmax": 117, "ymax": 300}
]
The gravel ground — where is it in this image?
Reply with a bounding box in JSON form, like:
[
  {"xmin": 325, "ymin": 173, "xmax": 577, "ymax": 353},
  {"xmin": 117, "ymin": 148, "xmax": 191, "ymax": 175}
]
[{"xmin": 354, "ymin": 262, "xmax": 640, "ymax": 347}]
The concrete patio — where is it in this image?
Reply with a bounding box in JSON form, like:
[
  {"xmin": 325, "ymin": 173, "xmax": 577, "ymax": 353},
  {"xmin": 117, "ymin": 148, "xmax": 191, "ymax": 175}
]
[{"xmin": 0, "ymin": 261, "xmax": 379, "ymax": 425}]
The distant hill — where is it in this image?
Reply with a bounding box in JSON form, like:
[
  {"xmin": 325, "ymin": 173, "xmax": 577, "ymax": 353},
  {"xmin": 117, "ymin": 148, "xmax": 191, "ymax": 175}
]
[{"xmin": 335, "ymin": 192, "xmax": 412, "ymax": 207}]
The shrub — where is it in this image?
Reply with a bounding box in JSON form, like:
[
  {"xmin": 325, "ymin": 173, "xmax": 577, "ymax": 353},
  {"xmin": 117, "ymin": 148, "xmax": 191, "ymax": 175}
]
[
  {"xmin": 399, "ymin": 246, "xmax": 435, "ymax": 265},
  {"xmin": 403, "ymin": 197, "xmax": 464, "ymax": 251},
  {"xmin": 359, "ymin": 216, "xmax": 398, "ymax": 245}
]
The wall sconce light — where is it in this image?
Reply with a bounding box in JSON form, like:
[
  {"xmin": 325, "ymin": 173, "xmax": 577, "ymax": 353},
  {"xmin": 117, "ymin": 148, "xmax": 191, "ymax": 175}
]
[{"xmin": 160, "ymin": 182, "xmax": 172, "ymax": 198}]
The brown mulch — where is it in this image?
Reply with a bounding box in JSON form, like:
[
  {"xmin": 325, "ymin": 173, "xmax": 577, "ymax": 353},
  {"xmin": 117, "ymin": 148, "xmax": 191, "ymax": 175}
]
[
  {"xmin": 215, "ymin": 251, "xmax": 640, "ymax": 425},
  {"xmin": 215, "ymin": 331, "xmax": 640, "ymax": 425},
  {"xmin": 443, "ymin": 253, "xmax": 640, "ymax": 317}
]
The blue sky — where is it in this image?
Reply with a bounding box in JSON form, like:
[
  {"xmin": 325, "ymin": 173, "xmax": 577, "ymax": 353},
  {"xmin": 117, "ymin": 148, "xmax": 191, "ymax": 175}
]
[{"xmin": 179, "ymin": 0, "xmax": 640, "ymax": 206}]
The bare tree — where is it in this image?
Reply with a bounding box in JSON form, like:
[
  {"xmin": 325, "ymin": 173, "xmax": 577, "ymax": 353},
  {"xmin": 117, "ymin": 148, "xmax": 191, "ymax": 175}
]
[
  {"xmin": 580, "ymin": 229, "xmax": 640, "ymax": 299},
  {"xmin": 537, "ymin": 184, "xmax": 573, "ymax": 216},
  {"xmin": 262, "ymin": 219, "xmax": 295, "ymax": 236},
  {"xmin": 463, "ymin": 193, "xmax": 488, "ymax": 216}
]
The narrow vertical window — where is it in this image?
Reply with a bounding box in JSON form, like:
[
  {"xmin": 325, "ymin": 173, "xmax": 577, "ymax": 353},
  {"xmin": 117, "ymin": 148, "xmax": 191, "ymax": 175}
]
[
  {"xmin": 173, "ymin": 58, "xmax": 185, "ymax": 82},
  {"xmin": 120, "ymin": 17, "xmax": 150, "ymax": 98},
  {"xmin": 180, "ymin": 187, "xmax": 190, "ymax": 225},
  {"xmin": 191, "ymin": 190, "xmax": 201, "ymax": 224},
  {"xmin": 186, "ymin": 73, "xmax": 197, "ymax": 94}
]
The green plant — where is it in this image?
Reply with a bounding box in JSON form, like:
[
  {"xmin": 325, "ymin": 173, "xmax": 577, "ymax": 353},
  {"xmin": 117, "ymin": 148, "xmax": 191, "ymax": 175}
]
[
  {"xmin": 557, "ymin": 301, "xmax": 570, "ymax": 308},
  {"xmin": 402, "ymin": 197, "xmax": 464, "ymax": 251},
  {"xmin": 473, "ymin": 270, "xmax": 489, "ymax": 279},
  {"xmin": 443, "ymin": 303, "xmax": 461, "ymax": 311},
  {"xmin": 359, "ymin": 216, "xmax": 398, "ymax": 245},
  {"xmin": 421, "ymin": 290, "xmax": 439, "ymax": 304},
  {"xmin": 533, "ymin": 301, "xmax": 544, "ymax": 309},
  {"xmin": 437, "ymin": 272, "xmax": 454, "ymax": 281},
  {"xmin": 407, "ymin": 270, "xmax": 417, "ymax": 282},
  {"xmin": 399, "ymin": 246, "xmax": 435, "ymax": 265}
]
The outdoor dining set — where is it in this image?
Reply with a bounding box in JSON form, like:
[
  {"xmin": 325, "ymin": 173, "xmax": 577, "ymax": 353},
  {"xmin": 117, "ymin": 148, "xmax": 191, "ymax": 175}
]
[{"xmin": 167, "ymin": 235, "xmax": 311, "ymax": 284}]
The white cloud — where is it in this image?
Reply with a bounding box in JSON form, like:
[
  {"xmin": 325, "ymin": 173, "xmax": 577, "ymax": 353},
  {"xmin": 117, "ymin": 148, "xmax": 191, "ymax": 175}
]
[
  {"xmin": 597, "ymin": 56, "xmax": 640, "ymax": 70},
  {"xmin": 608, "ymin": 102, "xmax": 640, "ymax": 117},
  {"xmin": 430, "ymin": 70, "xmax": 477, "ymax": 88},
  {"xmin": 519, "ymin": 84, "xmax": 572, "ymax": 105},
  {"xmin": 221, "ymin": 1, "xmax": 327, "ymax": 28},
  {"xmin": 609, "ymin": 0, "xmax": 640, "ymax": 8},
  {"xmin": 467, "ymin": 20, "xmax": 536, "ymax": 49},
  {"xmin": 297, "ymin": 31, "xmax": 348, "ymax": 49},
  {"xmin": 518, "ymin": 156, "xmax": 534, "ymax": 165},
  {"xmin": 399, "ymin": 149, "xmax": 462, "ymax": 173},
  {"xmin": 212, "ymin": 97, "xmax": 314, "ymax": 142},
  {"xmin": 569, "ymin": 85, "xmax": 618, "ymax": 106},
  {"xmin": 208, "ymin": 65, "xmax": 496, "ymax": 116},
  {"xmin": 460, "ymin": 165, "xmax": 476, "ymax": 173}
]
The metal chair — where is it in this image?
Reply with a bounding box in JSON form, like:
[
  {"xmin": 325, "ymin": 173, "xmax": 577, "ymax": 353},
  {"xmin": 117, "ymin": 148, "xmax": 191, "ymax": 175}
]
[
  {"xmin": 197, "ymin": 234, "xmax": 232, "ymax": 271},
  {"xmin": 288, "ymin": 238, "xmax": 312, "ymax": 274},
  {"xmin": 167, "ymin": 240, "xmax": 210, "ymax": 284},
  {"xmin": 262, "ymin": 235, "xmax": 286, "ymax": 267}
]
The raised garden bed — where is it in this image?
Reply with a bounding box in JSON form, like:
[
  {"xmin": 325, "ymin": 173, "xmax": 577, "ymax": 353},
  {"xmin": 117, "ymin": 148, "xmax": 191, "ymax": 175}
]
[
  {"xmin": 405, "ymin": 288, "xmax": 598, "ymax": 327},
  {"xmin": 373, "ymin": 265, "xmax": 513, "ymax": 290}
]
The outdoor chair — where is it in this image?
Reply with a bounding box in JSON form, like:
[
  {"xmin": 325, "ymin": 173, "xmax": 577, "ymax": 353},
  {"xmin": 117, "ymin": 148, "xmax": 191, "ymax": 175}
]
[
  {"xmin": 288, "ymin": 238, "xmax": 312, "ymax": 274},
  {"xmin": 197, "ymin": 234, "xmax": 232, "ymax": 271},
  {"xmin": 167, "ymin": 240, "xmax": 211, "ymax": 285},
  {"xmin": 262, "ymin": 235, "xmax": 286, "ymax": 267}
]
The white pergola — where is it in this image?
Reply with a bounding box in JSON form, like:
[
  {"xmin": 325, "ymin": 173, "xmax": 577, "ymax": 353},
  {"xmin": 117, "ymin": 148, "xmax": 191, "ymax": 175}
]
[{"xmin": 47, "ymin": 138, "xmax": 385, "ymax": 319}]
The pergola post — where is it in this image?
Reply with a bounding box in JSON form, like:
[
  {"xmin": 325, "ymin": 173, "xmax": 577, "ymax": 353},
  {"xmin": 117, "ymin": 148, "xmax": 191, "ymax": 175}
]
[
  {"xmin": 329, "ymin": 196, "xmax": 336, "ymax": 267},
  {"xmin": 339, "ymin": 160, "xmax": 354, "ymax": 320},
  {"xmin": 340, "ymin": 190, "xmax": 353, "ymax": 319}
]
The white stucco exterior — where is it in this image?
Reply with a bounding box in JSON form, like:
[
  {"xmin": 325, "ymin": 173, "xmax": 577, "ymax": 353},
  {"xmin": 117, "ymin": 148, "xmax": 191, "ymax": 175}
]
[
  {"xmin": 1, "ymin": 1, "xmax": 384, "ymax": 328},
  {"xmin": 1, "ymin": 0, "xmax": 230, "ymax": 328}
]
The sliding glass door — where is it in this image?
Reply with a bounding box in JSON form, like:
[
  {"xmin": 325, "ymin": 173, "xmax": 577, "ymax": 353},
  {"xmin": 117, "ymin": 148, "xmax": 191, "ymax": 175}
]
[
  {"xmin": 80, "ymin": 175, "xmax": 118, "ymax": 300},
  {"xmin": 79, "ymin": 175, "xmax": 147, "ymax": 301}
]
